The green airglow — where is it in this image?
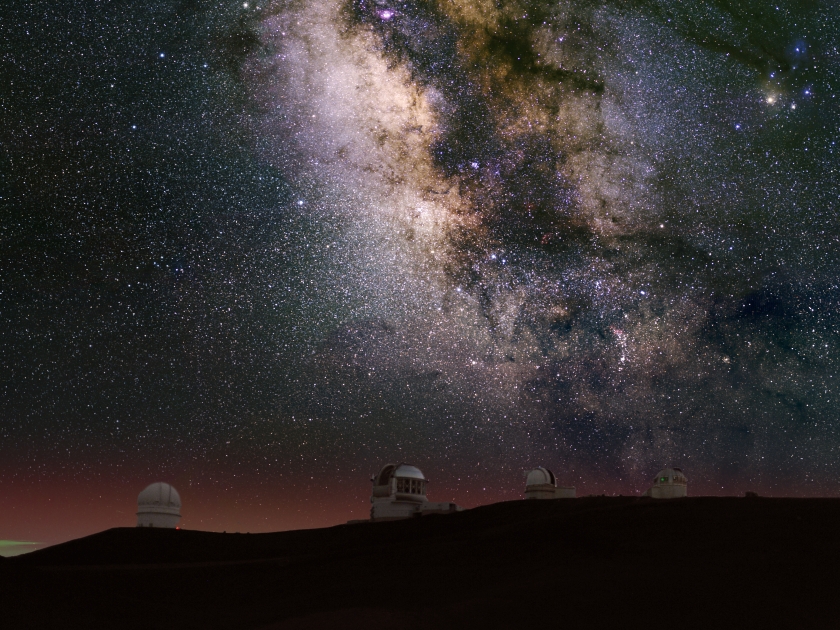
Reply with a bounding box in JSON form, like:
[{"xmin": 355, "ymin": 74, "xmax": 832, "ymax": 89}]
[{"xmin": 0, "ymin": 540, "xmax": 42, "ymax": 557}]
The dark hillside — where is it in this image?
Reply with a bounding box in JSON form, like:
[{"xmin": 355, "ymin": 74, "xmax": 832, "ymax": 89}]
[{"xmin": 3, "ymin": 497, "xmax": 840, "ymax": 629}]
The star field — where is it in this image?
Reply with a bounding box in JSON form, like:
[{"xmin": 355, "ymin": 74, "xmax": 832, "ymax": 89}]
[{"xmin": 2, "ymin": 0, "xmax": 840, "ymax": 543}]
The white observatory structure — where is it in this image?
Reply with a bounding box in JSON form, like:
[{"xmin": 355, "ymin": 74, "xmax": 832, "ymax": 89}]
[
  {"xmin": 524, "ymin": 467, "xmax": 576, "ymax": 499},
  {"xmin": 136, "ymin": 482, "xmax": 182, "ymax": 528},
  {"xmin": 642, "ymin": 467, "xmax": 687, "ymax": 499},
  {"xmin": 369, "ymin": 463, "xmax": 463, "ymax": 521}
]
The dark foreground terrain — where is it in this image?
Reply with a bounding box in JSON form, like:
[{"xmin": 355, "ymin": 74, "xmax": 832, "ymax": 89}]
[{"xmin": 3, "ymin": 497, "xmax": 840, "ymax": 629}]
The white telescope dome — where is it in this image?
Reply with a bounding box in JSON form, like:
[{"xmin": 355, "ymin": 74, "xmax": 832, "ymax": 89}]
[
  {"xmin": 525, "ymin": 467, "xmax": 556, "ymax": 487},
  {"xmin": 524, "ymin": 467, "xmax": 575, "ymax": 499},
  {"xmin": 642, "ymin": 467, "xmax": 687, "ymax": 499},
  {"xmin": 136, "ymin": 482, "xmax": 181, "ymax": 528},
  {"xmin": 653, "ymin": 467, "xmax": 687, "ymax": 486},
  {"xmin": 392, "ymin": 464, "xmax": 426, "ymax": 481},
  {"xmin": 368, "ymin": 462, "xmax": 463, "ymax": 521}
]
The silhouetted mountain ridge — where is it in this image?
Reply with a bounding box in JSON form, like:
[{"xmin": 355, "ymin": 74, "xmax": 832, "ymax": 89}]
[{"xmin": 3, "ymin": 497, "xmax": 840, "ymax": 629}]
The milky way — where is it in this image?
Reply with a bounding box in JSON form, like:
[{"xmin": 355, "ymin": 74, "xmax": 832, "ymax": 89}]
[
  {"xmin": 2, "ymin": 0, "xmax": 840, "ymax": 542},
  {"xmin": 243, "ymin": 0, "xmax": 840, "ymax": 488}
]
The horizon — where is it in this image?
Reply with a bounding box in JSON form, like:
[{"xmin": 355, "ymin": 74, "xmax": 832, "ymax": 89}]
[{"xmin": 4, "ymin": 468, "xmax": 838, "ymax": 553}]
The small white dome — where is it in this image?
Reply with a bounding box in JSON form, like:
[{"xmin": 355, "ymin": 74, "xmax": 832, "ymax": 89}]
[
  {"xmin": 137, "ymin": 482, "xmax": 181, "ymax": 514},
  {"xmin": 136, "ymin": 482, "xmax": 181, "ymax": 528},
  {"xmin": 525, "ymin": 467, "xmax": 556, "ymax": 487},
  {"xmin": 653, "ymin": 467, "xmax": 687, "ymax": 485},
  {"xmin": 393, "ymin": 464, "xmax": 426, "ymax": 480}
]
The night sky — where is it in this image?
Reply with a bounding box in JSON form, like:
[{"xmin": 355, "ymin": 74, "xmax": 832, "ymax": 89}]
[{"xmin": 2, "ymin": 0, "xmax": 840, "ymax": 548}]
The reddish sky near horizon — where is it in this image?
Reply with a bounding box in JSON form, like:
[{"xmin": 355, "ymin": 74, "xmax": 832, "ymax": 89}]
[
  {"xmin": 3, "ymin": 462, "xmax": 832, "ymax": 554},
  {"xmin": 0, "ymin": 472, "xmax": 517, "ymax": 550}
]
